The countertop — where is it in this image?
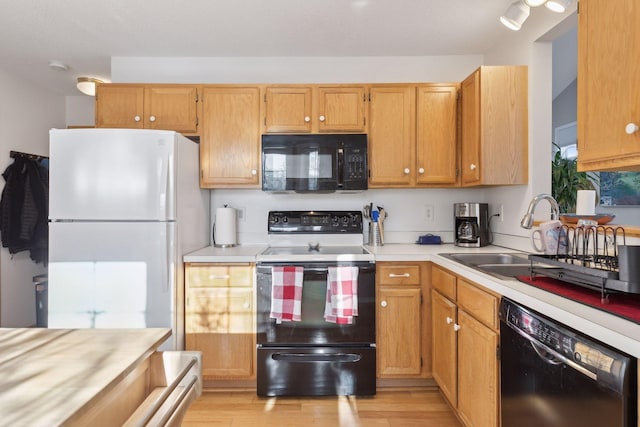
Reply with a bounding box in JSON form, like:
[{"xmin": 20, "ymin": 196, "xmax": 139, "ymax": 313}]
[
  {"xmin": 0, "ymin": 328, "xmax": 170, "ymax": 426},
  {"xmin": 183, "ymin": 243, "xmax": 640, "ymax": 359},
  {"xmin": 183, "ymin": 244, "xmax": 267, "ymax": 263}
]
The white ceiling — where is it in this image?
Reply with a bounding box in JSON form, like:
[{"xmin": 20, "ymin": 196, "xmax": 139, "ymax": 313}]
[{"xmin": 0, "ymin": 0, "xmax": 575, "ymax": 96}]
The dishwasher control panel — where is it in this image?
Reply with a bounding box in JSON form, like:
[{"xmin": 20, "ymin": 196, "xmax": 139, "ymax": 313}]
[{"xmin": 499, "ymin": 298, "xmax": 630, "ymax": 381}]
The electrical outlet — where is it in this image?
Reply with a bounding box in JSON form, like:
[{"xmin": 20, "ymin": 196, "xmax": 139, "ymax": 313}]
[
  {"xmin": 499, "ymin": 204, "xmax": 504, "ymax": 222},
  {"xmin": 237, "ymin": 207, "xmax": 246, "ymax": 222},
  {"xmin": 424, "ymin": 204, "xmax": 434, "ymax": 221}
]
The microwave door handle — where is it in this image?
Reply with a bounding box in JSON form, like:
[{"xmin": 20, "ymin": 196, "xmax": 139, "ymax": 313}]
[{"xmin": 337, "ymin": 148, "xmax": 344, "ymax": 188}]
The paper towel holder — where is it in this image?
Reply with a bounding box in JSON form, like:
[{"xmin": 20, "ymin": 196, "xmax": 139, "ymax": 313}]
[{"xmin": 213, "ymin": 204, "xmax": 238, "ymax": 248}]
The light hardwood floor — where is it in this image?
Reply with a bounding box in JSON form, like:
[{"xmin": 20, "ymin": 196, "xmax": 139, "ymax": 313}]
[{"xmin": 182, "ymin": 389, "xmax": 462, "ymax": 426}]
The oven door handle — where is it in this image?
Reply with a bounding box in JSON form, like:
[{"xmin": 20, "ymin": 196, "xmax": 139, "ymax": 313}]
[
  {"xmin": 272, "ymin": 353, "xmax": 362, "ymax": 363},
  {"xmin": 258, "ymin": 265, "xmax": 375, "ymax": 274}
]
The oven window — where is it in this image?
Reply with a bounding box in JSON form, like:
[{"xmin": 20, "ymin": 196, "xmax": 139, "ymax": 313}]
[{"xmin": 256, "ymin": 266, "xmax": 375, "ymax": 345}]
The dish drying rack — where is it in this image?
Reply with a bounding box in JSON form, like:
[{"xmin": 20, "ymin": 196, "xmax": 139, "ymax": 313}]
[{"xmin": 528, "ymin": 225, "xmax": 640, "ymax": 300}]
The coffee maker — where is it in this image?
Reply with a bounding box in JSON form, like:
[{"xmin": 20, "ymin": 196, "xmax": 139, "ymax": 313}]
[{"xmin": 454, "ymin": 202, "xmax": 490, "ymax": 247}]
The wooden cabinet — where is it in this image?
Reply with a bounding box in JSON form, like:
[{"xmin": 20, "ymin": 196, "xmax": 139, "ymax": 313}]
[
  {"xmin": 577, "ymin": 0, "xmax": 640, "ymax": 171},
  {"xmin": 185, "ymin": 263, "xmax": 255, "ymax": 381},
  {"xmin": 368, "ymin": 84, "xmax": 458, "ymax": 187},
  {"xmin": 416, "ymin": 85, "xmax": 459, "ymax": 185},
  {"xmin": 431, "ymin": 265, "xmax": 500, "ymax": 427},
  {"xmin": 368, "ymin": 86, "xmax": 416, "ymax": 187},
  {"xmin": 95, "ymin": 84, "xmax": 200, "ymax": 134},
  {"xmin": 200, "ymin": 86, "xmax": 261, "ymax": 188},
  {"xmin": 460, "ymin": 66, "xmax": 528, "ymax": 186},
  {"xmin": 264, "ymin": 85, "xmax": 366, "ymax": 133},
  {"xmin": 376, "ymin": 262, "xmax": 431, "ymax": 379}
]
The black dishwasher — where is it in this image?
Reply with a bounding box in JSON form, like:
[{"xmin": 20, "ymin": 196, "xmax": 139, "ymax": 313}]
[{"xmin": 500, "ymin": 298, "xmax": 637, "ymax": 427}]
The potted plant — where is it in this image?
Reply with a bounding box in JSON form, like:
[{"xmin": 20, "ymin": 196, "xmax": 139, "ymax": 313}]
[{"xmin": 551, "ymin": 144, "xmax": 599, "ymax": 213}]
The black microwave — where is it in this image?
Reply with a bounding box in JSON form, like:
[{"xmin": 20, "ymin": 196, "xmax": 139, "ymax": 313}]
[{"xmin": 261, "ymin": 134, "xmax": 368, "ymax": 193}]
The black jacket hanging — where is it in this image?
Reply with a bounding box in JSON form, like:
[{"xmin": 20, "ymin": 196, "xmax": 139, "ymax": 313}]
[{"xmin": 0, "ymin": 157, "xmax": 49, "ymax": 265}]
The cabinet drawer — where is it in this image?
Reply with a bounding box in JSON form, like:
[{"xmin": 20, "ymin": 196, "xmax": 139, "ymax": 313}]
[
  {"xmin": 186, "ymin": 264, "xmax": 253, "ymax": 288},
  {"xmin": 432, "ymin": 266, "xmax": 456, "ymax": 300},
  {"xmin": 378, "ymin": 264, "xmax": 421, "ymax": 285},
  {"xmin": 457, "ymin": 279, "xmax": 498, "ymax": 329}
]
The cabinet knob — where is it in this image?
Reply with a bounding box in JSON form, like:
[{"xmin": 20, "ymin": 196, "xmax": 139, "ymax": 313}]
[
  {"xmin": 453, "ymin": 324, "xmax": 461, "ymax": 332},
  {"xmin": 319, "ymin": 115, "xmax": 326, "ymax": 122},
  {"xmin": 134, "ymin": 115, "xmax": 141, "ymax": 122},
  {"xmin": 404, "ymin": 168, "xmax": 410, "ymax": 174},
  {"xmin": 469, "ymin": 163, "xmax": 477, "ymax": 170},
  {"xmin": 149, "ymin": 115, "xmax": 156, "ymax": 122},
  {"xmin": 243, "ymin": 302, "xmax": 250, "ymax": 309},
  {"xmin": 381, "ymin": 300, "xmax": 388, "ymax": 308},
  {"xmin": 418, "ymin": 167, "xmax": 425, "ymax": 174},
  {"xmin": 304, "ymin": 116, "xmax": 311, "ymax": 123},
  {"xmin": 625, "ymin": 123, "xmax": 639, "ymax": 135},
  {"xmin": 446, "ymin": 316, "xmax": 453, "ymax": 324},
  {"xmin": 251, "ymin": 169, "xmax": 257, "ymax": 175}
]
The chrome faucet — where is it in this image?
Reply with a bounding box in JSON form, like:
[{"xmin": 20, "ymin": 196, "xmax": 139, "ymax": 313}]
[{"xmin": 520, "ymin": 193, "xmax": 560, "ymax": 229}]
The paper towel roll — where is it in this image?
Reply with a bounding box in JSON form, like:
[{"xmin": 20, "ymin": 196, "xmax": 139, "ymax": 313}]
[
  {"xmin": 214, "ymin": 207, "xmax": 237, "ymax": 247},
  {"xmin": 576, "ymin": 190, "xmax": 596, "ymax": 215}
]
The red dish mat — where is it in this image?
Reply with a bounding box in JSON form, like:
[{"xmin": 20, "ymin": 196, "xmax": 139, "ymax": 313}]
[{"xmin": 516, "ymin": 275, "xmax": 640, "ymax": 324}]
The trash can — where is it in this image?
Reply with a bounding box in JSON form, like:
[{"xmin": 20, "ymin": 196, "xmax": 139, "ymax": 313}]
[{"xmin": 34, "ymin": 274, "xmax": 48, "ymax": 327}]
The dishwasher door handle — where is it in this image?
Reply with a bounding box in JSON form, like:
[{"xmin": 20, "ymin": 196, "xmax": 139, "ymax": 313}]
[{"xmin": 505, "ymin": 321, "xmax": 598, "ymax": 381}]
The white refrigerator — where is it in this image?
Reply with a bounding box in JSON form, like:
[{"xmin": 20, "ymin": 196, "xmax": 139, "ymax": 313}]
[{"xmin": 48, "ymin": 128, "xmax": 209, "ymax": 350}]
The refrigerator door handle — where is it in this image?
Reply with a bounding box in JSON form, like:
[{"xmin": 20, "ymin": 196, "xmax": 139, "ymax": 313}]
[
  {"xmin": 158, "ymin": 150, "xmax": 169, "ymax": 219},
  {"xmin": 165, "ymin": 223, "xmax": 172, "ymax": 293}
]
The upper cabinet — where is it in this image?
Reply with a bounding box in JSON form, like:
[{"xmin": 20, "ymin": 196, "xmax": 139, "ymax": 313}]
[
  {"xmin": 416, "ymin": 85, "xmax": 459, "ymax": 186},
  {"xmin": 264, "ymin": 85, "xmax": 366, "ymax": 133},
  {"xmin": 460, "ymin": 66, "xmax": 528, "ymax": 186},
  {"xmin": 368, "ymin": 84, "xmax": 458, "ymax": 188},
  {"xmin": 368, "ymin": 86, "xmax": 416, "ymax": 187},
  {"xmin": 200, "ymin": 86, "xmax": 262, "ymax": 188},
  {"xmin": 577, "ymin": 0, "xmax": 640, "ymax": 172},
  {"xmin": 95, "ymin": 84, "xmax": 200, "ymax": 135}
]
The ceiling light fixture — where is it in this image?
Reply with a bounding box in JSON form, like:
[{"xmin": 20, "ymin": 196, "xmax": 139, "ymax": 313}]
[
  {"xmin": 545, "ymin": 0, "xmax": 571, "ymax": 13},
  {"xmin": 76, "ymin": 77, "xmax": 104, "ymax": 96},
  {"xmin": 500, "ymin": 1, "xmax": 530, "ymax": 31},
  {"xmin": 524, "ymin": 0, "xmax": 546, "ymax": 6}
]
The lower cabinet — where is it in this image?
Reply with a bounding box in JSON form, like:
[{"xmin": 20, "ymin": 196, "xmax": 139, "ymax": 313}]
[
  {"xmin": 184, "ymin": 263, "xmax": 256, "ymax": 382},
  {"xmin": 431, "ymin": 264, "xmax": 500, "ymax": 427},
  {"xmin": 376, "ymin": 262, "xmax": 431, "ymax": 380}
]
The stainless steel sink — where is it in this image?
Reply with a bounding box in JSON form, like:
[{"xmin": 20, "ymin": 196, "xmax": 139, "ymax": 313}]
[
  {"xmin": 439, "ymin": 252, "xmax": 553, "ymax": 281},
  {"xmin": 440, "ymin": 252, "xmax": 530, "ymax": 266}
]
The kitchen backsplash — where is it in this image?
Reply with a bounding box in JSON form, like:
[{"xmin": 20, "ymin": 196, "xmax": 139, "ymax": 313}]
[{"xmin": 210, "ymin": 188, "xmax": 489, "ymax": 245}]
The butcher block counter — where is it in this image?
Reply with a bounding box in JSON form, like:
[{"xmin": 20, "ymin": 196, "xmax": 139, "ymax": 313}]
[{"xmin": 0, "ymin": 328, "xmax": 202, "ymax": 427}]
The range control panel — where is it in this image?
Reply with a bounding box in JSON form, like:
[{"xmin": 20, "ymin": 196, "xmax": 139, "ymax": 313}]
[{"xmin": 268, "ymin": 210, "xmax": 363, "ymax": 234}]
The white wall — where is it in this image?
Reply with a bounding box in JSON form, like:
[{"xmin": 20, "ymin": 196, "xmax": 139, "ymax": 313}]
[
  {"xmin": 111, "ymin": 56, "xmax": 484, "ymax": 84},
  {"xmin": 65, "ymin": 95, "xmax": 95, "ymax": 127},
  {"xmin": 0, "ymin": 68, "xmax": 65, "ymax": 326}
]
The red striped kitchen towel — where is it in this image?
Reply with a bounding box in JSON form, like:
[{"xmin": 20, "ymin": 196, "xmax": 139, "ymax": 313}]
[
  {"xmin": 270, "ymin": 266, "xmax": 304, "ymax": 324},
  {"xmin": 325, "ymin": 266, "xmax": 359, "ymax": 324}
]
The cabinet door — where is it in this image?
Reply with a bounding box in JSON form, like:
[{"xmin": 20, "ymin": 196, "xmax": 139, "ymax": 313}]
[
  {"xmin": 264, "ymin": 87, "xmax": 312, "ymax": 133},
  {"xmin": 377, "ymin": 287, "xmax": 422, "ymax": 377},
  {"xmin": 578, "ymin": 0, "xmax": 640, "ymax": 171},
  {"xmin": 144, "ymin": 86, "xmax": 199, "ymax": 134},
  {"xmin": 416, "ymin": 85, "xmax": 458, "ymax": 185},
  {"xmin": 201, "ymin": 87, "xmax": 261, "ymax": 187},
  {"xmin": 368, "ymin": 86, "xmax": 416, "ymax": 187},
  {"xmin": 317, "ymin": 86, "xmax": 366, "ymax": 132},
  {"xmin": 457, "ymin": 310, "xmax": 499, "ymax": 427},
  {"xmin": 431, "ymin": 290, "xmax": 457, "ymax": 407},
  {"xmin": 460, "ymin": 71, "xmax": 481, "ymax": 185},
  {"xmin": 95, "ymin": 85, "xmax": 144, "ymax": 129}
]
